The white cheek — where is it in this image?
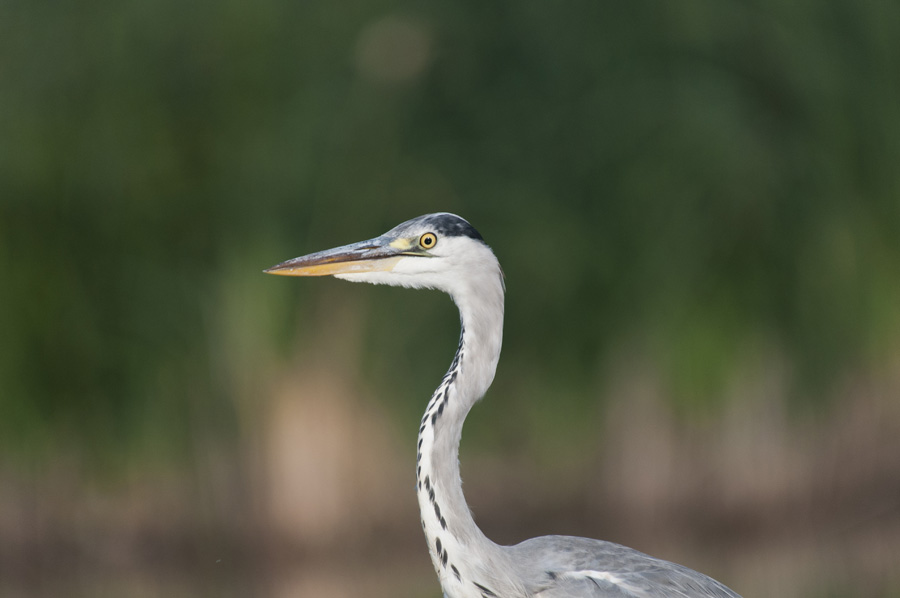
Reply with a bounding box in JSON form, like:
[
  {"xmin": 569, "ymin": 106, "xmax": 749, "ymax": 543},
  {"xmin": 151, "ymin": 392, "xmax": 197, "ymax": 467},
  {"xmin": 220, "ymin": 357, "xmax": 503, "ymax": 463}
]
[
  {"xmin": 390, "ymin": 255, "xmax": 426, "ymax": 275},
  {"xmin": 388, "ymin": 254, "xmax": 431, "ymax": 274}
]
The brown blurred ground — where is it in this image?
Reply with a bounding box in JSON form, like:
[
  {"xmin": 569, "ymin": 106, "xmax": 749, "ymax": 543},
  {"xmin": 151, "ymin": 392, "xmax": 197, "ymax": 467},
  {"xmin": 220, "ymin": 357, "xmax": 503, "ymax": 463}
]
[{"xmin": 2, "ymin": 340, "xmax": 898, "ymax": 598}]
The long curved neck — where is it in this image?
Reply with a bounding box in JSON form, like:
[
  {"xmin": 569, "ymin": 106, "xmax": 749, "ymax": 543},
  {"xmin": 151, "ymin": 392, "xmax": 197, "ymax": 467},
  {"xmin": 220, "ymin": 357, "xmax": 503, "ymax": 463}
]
[{"xmin": 417, "ymin": 271, "xmax": 512, "ymax": 595}]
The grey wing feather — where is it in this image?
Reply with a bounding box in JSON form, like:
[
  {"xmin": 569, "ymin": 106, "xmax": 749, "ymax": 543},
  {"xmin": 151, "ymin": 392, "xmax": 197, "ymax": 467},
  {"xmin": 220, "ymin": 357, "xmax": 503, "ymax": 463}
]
[{"xmin": 506, "ymin": 536, "xmax": 742, "ymax": 598}]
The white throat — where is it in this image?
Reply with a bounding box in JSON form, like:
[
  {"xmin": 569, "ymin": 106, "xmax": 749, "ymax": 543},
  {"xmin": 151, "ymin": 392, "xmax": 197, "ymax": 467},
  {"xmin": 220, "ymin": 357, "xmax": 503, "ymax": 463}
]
[{"xmin": 415, "ymin": 267, "xmax": 520, "ymax": 598}]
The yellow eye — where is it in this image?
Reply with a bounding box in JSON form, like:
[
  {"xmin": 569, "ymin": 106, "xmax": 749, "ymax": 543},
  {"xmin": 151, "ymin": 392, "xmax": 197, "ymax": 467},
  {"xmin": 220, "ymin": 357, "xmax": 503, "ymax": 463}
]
[{"xmin": 419, "ymin": 232, "xmax": 437, "ymax": 249}]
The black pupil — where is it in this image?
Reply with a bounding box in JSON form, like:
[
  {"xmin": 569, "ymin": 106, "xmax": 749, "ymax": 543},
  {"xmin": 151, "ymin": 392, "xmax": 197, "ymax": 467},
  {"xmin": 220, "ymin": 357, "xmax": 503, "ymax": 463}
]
[{"xmin": 424, "ymin": 235, "xmax": 433, "ymax": 246}]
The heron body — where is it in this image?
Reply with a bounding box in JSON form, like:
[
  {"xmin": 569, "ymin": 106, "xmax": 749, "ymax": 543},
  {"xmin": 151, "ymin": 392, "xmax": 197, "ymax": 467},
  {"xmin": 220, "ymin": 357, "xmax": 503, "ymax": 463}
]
[{"xmin": 266, "ymin": 213, "xmax": 741, "ymax": 598}]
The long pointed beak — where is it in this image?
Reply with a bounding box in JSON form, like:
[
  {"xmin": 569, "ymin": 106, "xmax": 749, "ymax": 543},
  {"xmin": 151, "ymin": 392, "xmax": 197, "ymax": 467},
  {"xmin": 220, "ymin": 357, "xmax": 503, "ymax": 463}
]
[{"xmin": 264, "ymin": 236, "xmax": 411, "ymax": 277}]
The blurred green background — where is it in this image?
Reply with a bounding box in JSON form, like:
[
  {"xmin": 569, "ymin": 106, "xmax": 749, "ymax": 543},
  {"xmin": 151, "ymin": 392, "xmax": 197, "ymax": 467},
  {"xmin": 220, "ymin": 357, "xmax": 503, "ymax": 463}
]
[{"xmin": 2, "ymin": 0, "xmax": 899, "ymax": 596}]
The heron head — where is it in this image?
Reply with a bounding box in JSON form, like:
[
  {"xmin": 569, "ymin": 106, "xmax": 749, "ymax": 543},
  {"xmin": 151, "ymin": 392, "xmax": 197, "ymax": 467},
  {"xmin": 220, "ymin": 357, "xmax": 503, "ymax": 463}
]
[{"xmin": 265, "ymin": 213, "xmax": 502, "ymax": 297}]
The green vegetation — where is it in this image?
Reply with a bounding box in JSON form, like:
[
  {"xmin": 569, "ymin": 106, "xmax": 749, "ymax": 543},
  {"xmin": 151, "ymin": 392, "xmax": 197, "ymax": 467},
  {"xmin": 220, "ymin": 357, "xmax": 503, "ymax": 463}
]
[{"xmin": 1, "ymin": 0, "xmax": 898, "ymax": 463}]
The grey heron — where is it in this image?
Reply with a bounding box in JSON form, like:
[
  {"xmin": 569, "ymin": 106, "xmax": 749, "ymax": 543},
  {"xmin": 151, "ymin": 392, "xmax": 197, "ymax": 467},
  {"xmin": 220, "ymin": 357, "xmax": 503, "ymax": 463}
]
[{"xmin": 266, "ymin": 213, "xmax": 741, "ymax": 598}]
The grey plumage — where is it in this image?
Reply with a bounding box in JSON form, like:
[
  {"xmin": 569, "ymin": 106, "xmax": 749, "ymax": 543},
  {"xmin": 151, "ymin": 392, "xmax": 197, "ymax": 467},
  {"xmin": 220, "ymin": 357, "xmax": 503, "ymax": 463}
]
[
  {"xmin": 508, "ymin": 536, "xmax": 740, "ymax": 597},
  {"xmin": 266, "ymin": 213, "xmax": 742, "ymax": 598}
]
